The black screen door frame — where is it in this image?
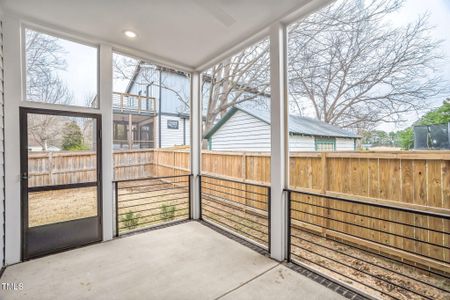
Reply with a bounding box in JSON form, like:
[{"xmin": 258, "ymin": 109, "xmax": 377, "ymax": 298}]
[{"xmin": 19, "ymin": 107, "xmax": 103, "ymax": 260}]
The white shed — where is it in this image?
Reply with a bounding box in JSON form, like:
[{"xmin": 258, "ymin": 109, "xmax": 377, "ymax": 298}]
[{"xmin": 204, "ymin": 107, "xmax": 359, "ymax": 152}]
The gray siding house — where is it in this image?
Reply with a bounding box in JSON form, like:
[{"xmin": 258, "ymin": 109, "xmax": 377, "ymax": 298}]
[
  {"xmin": 113, "ymin": 65, "xmax": 190, "ymax": 149},
  {"xmin": 204, "ymin": 107, "xmax": 359, "ymax": 152}
]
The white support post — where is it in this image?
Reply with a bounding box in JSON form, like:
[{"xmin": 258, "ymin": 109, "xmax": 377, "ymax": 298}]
[
  {"xmin": 190, "ymin": 72, "xmax": 201, "ymax": 219},
  {"xmin": 269, "ymin": 22, "xmax": 288, "ymax": 261},
  {"xmin": 99, "ymin": 44, "xmax": 113, "ymax": 241},
  {"xmin": 3, "ymin": 14, "xmax": 22, "ymax": 265}
]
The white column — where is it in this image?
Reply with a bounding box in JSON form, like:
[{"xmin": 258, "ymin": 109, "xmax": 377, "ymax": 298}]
[
  {"xmin": 190, "ymin": 72, "xmax": 201, "ymax": 219},
  {"xmin": 269, "ymin": 23, "xmax": 288, "ymax": 261},
  {"xmin": 2, "ymin": 17, "xmax": 115, "ymax": 263},
  {"xmin": 99, "ymin": 44, "xmax": 114, "ymax": 240},
  {"xmin": 3, "ymin": 14, "xmax": 22, "ymax": 264}
]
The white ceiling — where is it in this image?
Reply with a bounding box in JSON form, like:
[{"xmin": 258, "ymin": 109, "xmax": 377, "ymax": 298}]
[{"xmin": 0, "ymin": 0, "xmax": 311, "ymax": 70}]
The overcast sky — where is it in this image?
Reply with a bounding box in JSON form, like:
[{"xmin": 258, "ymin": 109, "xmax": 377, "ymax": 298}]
[
  {"xmin": 53, "ymin": 38, "xmax": 97, "ymax": 107},
  {"xmin": 113, "ymin": 53, "xmax": 139, "ymax": 93},
  {"xmin": 378, "ymin": 0, "xmax": 450, "ymax": 131},
  {"xmin": 47, "ymin": 0, "xmax": 450, "ymax": 131}
]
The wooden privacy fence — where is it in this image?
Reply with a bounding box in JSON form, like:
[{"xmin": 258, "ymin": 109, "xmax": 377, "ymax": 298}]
[
  {"xmin": 202, "ymin": 150, "xmax": 450, "ymax": 274},
  {"xmin": 28, "ymin": 148, "xmax": 190, "ymax": 187},
  {"xmin": 290, "ymin": 151, "xmax": 450, "ymax": 210},
  {"xmin": 202, "ymin": 151, "xmax": 271, "ymax": 183},
  {"xmin": 202, "ymin": 150, "xmax": 450, "ymax": 211},
  {"xmin": 113, "ymin": 148, "xmax": 190, "ymax": 181},
  {"xmin": 29, "ymin": 149, "xmax": 450, "ymax": 211},
  {"xmin": 28, "ymin": 151, "xmax": 97, "ymax": 187},
  {"xmin": 288, "ymin": 151, "xmax": 450, "ymax": 275}
]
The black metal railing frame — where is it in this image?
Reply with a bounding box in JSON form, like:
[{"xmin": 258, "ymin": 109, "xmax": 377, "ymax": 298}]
[
  {"xmin": 114, "ymin": 174, "xmax": 192, "ymax": 236},
  {"xmin": 285, "ymin": 188, "xmax": 450, "ymax": 299},
  {"xmin": 199, "ymin": 174, "xmax": 271, "ymax": 252},
  {"xmin": 111, "ymin": 171, "xmax": 449, "ymax": 298}
]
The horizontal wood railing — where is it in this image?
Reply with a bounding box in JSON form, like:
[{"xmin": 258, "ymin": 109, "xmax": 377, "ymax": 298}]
[{"xmin": 112, "ymin": 92, "xmax": 156, "ymax": 114}]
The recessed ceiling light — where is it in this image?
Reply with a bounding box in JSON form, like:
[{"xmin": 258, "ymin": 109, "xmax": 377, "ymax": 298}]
[{"xmin": 123, "ymin": 30, "xmax": 137, "ymax": 38}]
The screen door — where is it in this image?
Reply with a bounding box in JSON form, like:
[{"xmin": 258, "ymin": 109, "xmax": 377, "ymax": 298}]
[{"xmin": 20, "ymin": 107, "xmax": 102, "ymax": 259}]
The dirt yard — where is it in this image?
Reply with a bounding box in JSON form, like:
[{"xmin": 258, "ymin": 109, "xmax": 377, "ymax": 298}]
[
  {"xmin": 290, "ymin": 227, "xmax": 450, "ymax": 300},
  {"xmin": 200, "ymin": 193, "xmax": 450, "ymax": 300},
  {"xmin": 28, "ymin": 187, "xmax": 97, "ymax": 227}
]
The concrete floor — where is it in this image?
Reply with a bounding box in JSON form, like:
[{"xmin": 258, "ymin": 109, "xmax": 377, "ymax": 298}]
[{"xmin": 1, "ymin": 221, "xmax": 344, "ymax": 300}]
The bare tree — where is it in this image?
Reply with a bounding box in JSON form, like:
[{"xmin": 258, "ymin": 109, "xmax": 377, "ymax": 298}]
[
  {"xmin": 25, "ymin": 29, "xmax": 72, "ymax": 105},
  {"xmin": 113, "ymin": 42, "xmax": 270, "ymax": 134},
  {"xmin": 25, "ymin": 29, "xmax": 73, "ymax": 150},
  {"xmin": 287, "ymin": 0, "xmax": 446, "ymax": 131},
  {"xmin": 113, "ymin": 55, "xmax": 191, "ymax": 114},
  {"xmin": 28, "ymin": 115, "xmax": 64, "ymax": 151},
  {"xmin": 115, "ymin": 0, "xmax": 446, "ymax": 137},
  {"xmin": 202, "ymin": 38, "xmax": 270, "ymax": 132}
]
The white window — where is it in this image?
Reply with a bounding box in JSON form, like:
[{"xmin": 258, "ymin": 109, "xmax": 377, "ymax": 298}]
[{"xmin": 24, "ymin": 28, "xmax": 98, "ymax": 108}]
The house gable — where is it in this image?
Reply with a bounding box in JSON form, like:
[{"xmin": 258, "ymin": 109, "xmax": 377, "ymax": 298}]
[{"xmin": 209, "ymin": 110, "xmax": 271, "ymax": 152}]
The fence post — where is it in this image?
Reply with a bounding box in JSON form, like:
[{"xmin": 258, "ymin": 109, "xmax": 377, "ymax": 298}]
[
  {"xmin": 242, "ymin": 153, "xmax": 247, "ymax": 179},
  {"xmin": 242, "ymin": 153, "xmax": 248, "ymax": 206},
  {"xmin": 321, "ymin": 152, "xmax": 331, "ymax": 236},
  {"xmin": 321, "ymin": 152, "xmax": 328, "ymax": 194},
  {"xmin": 173, "ymin": 150, "xmax": 176, "ymax": 176},
  {"xmin": 48, "ymin": 151, "xmax": 54, "ymax": 185}
]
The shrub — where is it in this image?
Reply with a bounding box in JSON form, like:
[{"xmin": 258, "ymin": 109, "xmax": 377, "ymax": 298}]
[
  {"xmin": 121, "ymin": 210, "xmax": 140, "ymax": 229},
  {"xmin": 62, "ymin": 121, "xmax": 89, "ymax": 151},
  {"xmin": 161, "ymin": 204, "xmax": 176, "ymax": 221}
]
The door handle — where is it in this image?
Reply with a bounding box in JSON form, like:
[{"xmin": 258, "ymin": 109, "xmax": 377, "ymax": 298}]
[{"xmin": 21, "ymin": 173, "xmax": 28, "ymax": 181}]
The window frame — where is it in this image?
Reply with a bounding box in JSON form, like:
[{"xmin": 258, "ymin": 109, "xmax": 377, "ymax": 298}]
[
  {"xmin": 21, "ymin": 24, "xmax": 100, "ymax": 110},
  {"xmin": 167, "ymin": 119, "xmax": 179, "ymax": 129},
  {"xmin": 315, "ymin": 137, "xmax": 336, "ymax": 151},
  {"xmin": 113, "ymin": 122, "xmax": 128, "ymax": 141}
]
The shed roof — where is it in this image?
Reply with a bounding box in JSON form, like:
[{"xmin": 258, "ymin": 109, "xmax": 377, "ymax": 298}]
[{"xmin": 204, "ymin": 107, "xmax": 359, "ymax": 139}]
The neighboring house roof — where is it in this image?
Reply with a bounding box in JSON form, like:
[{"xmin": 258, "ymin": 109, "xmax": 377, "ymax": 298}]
[
  {"xmin": 126, "ymin": 63, "xmax": 189, "ymax": 94},
  {"xmin": 125, "ymin": 64, "xmax": 142, "ymax": 94},
  {"xmin": 28, "ymin": 145, "xmax": 61, "ymax": 152},
  {"xmin": 204, "ymin": 106, "xmax": 359, "ymax": 139}
]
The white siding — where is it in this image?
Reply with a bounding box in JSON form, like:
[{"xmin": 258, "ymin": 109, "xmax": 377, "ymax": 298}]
[
  {"xmin": 289, "ymin": 135, "xmax": 315, "ymax": 152},
  {"xmin": 209, "ymin": 111, "xmax": 356, "ymax": 153},
  {"xmin": 210, "ymin": 110, "xmax": 271, "ymax": 152},
  {"xmin": 336, "ymin": 138, "xmax": 355, "ymax": 151},
  {"xmin": 159, "ymin": 115, "xmax": 189, "ymax": 148},
  {"xmin": 130, "ymin": 70, "xmax": 189, "ymax": 115}
]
